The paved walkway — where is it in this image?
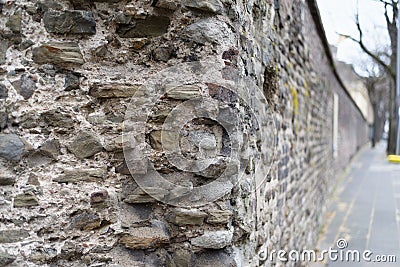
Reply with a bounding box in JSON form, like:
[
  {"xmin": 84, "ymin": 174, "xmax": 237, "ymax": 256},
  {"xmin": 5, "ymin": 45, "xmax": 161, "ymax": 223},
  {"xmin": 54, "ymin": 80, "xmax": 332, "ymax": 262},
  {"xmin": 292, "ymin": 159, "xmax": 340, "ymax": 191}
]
[{"xmin": 314, "ymin": 142, "xmax": 400, "ymax": 266}]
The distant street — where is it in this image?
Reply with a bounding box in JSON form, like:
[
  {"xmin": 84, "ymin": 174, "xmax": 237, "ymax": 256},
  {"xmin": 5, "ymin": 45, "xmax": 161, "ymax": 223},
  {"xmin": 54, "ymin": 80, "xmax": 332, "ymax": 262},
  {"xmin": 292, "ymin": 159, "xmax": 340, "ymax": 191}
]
[{"xmin": 315, "ymin": 142, "xmax": 400, "ymax": 266}]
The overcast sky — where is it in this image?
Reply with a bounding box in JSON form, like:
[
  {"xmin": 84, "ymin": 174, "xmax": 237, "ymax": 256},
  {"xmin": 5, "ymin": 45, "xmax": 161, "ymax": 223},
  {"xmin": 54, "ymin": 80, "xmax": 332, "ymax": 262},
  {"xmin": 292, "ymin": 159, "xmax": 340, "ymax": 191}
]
[{"xmin": 316, "ymin": 0, "xmax": 391, "ymax": 74}]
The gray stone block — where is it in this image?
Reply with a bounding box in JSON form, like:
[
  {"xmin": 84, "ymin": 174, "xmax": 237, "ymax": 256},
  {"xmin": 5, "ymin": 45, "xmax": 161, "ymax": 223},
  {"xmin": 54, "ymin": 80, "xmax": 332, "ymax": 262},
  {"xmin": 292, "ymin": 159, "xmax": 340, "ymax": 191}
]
[{"xmin": 43, "ymin": 10, "xmax": 96, "ymax": 34}]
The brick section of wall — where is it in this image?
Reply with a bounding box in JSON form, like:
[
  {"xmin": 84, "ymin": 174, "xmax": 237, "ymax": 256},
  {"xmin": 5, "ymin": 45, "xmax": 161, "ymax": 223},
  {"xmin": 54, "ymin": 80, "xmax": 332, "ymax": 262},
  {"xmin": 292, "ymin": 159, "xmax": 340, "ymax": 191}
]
[{"xmin": 0, "ymin": 0, "xmax": 368, "ymax": 266}]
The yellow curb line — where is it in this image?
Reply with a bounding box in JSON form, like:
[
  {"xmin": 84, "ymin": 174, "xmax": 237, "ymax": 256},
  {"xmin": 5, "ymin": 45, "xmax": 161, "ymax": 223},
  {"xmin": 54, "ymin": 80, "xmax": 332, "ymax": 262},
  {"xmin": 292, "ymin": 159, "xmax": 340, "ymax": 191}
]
[{"xmin": 388, "ymin": 155, "xmax": 400, "ymax": 163}]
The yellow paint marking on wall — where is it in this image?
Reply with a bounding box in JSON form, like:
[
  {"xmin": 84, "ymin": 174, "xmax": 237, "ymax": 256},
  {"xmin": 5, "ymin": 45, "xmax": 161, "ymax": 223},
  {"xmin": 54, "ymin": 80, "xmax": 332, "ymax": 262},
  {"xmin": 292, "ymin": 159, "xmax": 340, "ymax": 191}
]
[
  {"xmin": 303, "ymin": 81, "xmax": 310, "ymax": 97},
  {"xmin": 289, "ymin": 85, "xmax": 299, "ymax": 114}
]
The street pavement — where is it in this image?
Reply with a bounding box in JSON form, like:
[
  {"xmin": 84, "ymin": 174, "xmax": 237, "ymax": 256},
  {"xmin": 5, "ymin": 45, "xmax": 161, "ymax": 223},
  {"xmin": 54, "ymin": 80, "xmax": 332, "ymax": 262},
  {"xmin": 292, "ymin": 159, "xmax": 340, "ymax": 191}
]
[{"xmin": 313, "ymin": 142, "xmax": 400, "ymax": 266}]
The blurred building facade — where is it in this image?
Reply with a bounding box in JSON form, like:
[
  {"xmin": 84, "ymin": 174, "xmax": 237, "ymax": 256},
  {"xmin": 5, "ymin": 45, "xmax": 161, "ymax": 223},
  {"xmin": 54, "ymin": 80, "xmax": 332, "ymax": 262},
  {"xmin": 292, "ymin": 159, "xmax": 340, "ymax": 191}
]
[{"xmin": 331, "ymin": 46, "xmax": 374, "ymax": 124}]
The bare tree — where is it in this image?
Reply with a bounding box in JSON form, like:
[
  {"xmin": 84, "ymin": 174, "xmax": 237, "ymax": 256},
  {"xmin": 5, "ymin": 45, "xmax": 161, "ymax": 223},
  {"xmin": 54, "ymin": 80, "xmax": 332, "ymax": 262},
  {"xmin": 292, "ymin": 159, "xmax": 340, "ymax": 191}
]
[
  {"xmin": 352, "ymin": 48, "xmax": 390, "ymax": 146},
  {"xmin": 339, "ymin": 0, "xmax": 398, "ymax": 154},
  {"xmin": 365, "ymin": 72, "xmax": 390, "ymax": 146}
]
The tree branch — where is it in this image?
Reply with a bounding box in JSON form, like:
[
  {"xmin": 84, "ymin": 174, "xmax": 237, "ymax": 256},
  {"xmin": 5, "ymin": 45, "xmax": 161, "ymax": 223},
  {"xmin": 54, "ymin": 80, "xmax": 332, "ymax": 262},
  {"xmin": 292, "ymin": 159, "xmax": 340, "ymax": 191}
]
[
  {"xmin": 372, "ymin": 0, "xmax": 396, "ymax": 7},
  {"xmin": 393, "ymin": 0, "xmax": 398, "ymax": 26},
  {"xmin": 337, "ymin": 32, "xmax": 396, "ymax": 79},
  {"xmin": 337, "ymin": 3, "xmax": 397, "ymax": 81},
  {"xmin": 355, "ymin": 12, "xmax": 362, "ymax": 39},
  {"xmin": 377, "ymin": 50, "xmax": 392, "ymax": 60},
  {"xmin": 384, "ymin": 3, "xmax": 392, "ymax": 26}
]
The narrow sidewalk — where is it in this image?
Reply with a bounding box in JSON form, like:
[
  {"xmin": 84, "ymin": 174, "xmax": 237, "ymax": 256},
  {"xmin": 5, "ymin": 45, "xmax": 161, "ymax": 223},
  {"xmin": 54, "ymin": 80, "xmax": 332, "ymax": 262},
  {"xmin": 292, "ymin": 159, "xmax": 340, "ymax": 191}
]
[{"xmin": 314, "ymin": 142, "xmax": 400, "ymax": 266}]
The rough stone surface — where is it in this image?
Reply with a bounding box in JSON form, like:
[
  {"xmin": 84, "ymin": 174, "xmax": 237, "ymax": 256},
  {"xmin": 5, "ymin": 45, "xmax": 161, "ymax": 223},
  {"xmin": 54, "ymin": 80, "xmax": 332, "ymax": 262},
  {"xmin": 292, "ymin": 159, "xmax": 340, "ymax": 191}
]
[
  {"xmin": 189, "ymin": 131, "xmax": 217, "ymax": 149},
  {"xmin": 27, "ymin": 174, "xmax": 40, "ymax": 186},
  {"xmin": 0, "ymin": 111, "xmax": 7, "ymax": 130},
  {"xmin": 69, "ymin": 0, "xmax": 122, "ymax": 8},
  {"xmin": 43, "ymin": 10, "xmax": 96, "ymax": 34},
  {"xmin": 11, "ymin": 74, "xmax": 37, "ymax": 99},
  {"xmin": 39, "ymin": 139, "xmax": 60, "ymax": 159},
  {"xmin": 0, "ymin": 175, "xmax": 16, "ymax": 186},
  {"xmin": 0, "ymin": 40, "xmax": 8, "ymax": 64},
  {"xmin": 154, "ymin": 0, "xmax": 179, "ymax": 10},
  {"xmin": 26, "ymin": 149, "xmax": 54, "ymax": 167},
  {"xmin": 64, "ymin": 72, "xmax": 80, "ymax": 90},
  {"xmin": 124, "ymin": 188, "xmax": 157, "ymax": 204},
  {"xmin": 167, "ymin": 208, "xmax": 207, "ymax": 225},
  {"xmin": 170, "ymin": 249, "xmax": 192, "ymax": 267},
  {"xmin": 193, "ymin": 250, "xmax": 236, "ymax": 266},
  {"xmin": 206, "ymin": 209, "xmax": 233, "ymax": 224},
  {"xmin": 0, "ymin": 134, "xmax": 25, "ymax": 161},
  {"xmin": 152, "ymin": 46, "xmax": 173, "ymax": 62},
  {"xmin": 116, "ymin": 15, "xmax": 170, "ymax": 38},
  {"xmin": 166, "ymin": 85, "xmax": 201, "ymax": 100},
  {"xmin": 13, "ymin": 193, "xmax": 39, "ymax": 207},
  {"xmin": 40, "ymin": 109, "xmax": 74, "ymax": 129},
  {"xmin": 67, "ymin": 131, "xmax": 103, "ymax": 159},
  {"xmin": 0, "ymin": 252, "xmax": 16, "ymax": 266},
  {"xmin": 183, "ymin": 0, "xmax": 224, "ymax": 14},
  {"xmin": 89, "ymin": 83, "xmax": 139, "ymax": 98},
  {"xmin": 90, "ymin": 190, "xmax": 109, "ymax": 205},
  {"xmin": 54, "ymin": 167, "xmax": 107, "ymax": 183},
  {"xmin": 0, "ymin": 229, "xmax": 29, "ymax": 243},
  {"xmin": 196, "ymin": 157, "xmax": 227, "ymax": 178},
  {"xmin": 69, "ymin": 212, "xmax": 101, "ymax": 231},
  {"xmin": 130, "ymin": 38, "xmax": 147, "ymax": 50},
  {"xmin": 36, "ymin": 0, "xmax": 63, "ymax": 13},
  {"xmin": 119, "ymin": 222, "xmax": 169, "ymax": 249},
  {"xmin": 0, "ymin": 84, "xmax": 8, "ymax": 99},
  {"xmin": 115, "ymin": 161, "xmax": 130, "ymax": 175},
  {"xmin": 191, "ymin": 230, "xmax": 233, "ymax": 249},
  {"xmin": 6, "ymin": 13, "xmax": 22, "ymax": 33},
  {"xmin": 20, "ymin": 39, "xmax": 35, "ymax": 50},
  {"xmin": 183, "ymin": 18, "xmax": 233, "ymax": 45},
  {"xmin": 32, "ymin": 42, "xmax": 84, "ymax": 65},
  {"xmin": 148, "ymin": 130, "xmax": 176, "ymax": 151},
  {"xmin": 0, "ymin": 0, "xmax": 370, "ymax": 266}
]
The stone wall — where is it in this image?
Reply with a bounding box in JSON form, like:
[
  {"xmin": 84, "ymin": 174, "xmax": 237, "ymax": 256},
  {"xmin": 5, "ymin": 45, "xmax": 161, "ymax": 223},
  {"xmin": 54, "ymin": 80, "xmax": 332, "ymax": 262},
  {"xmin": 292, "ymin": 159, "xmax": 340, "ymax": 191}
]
[{"xmin": 0, "ymin": 0, "xmax": 368, "ymax": 266}]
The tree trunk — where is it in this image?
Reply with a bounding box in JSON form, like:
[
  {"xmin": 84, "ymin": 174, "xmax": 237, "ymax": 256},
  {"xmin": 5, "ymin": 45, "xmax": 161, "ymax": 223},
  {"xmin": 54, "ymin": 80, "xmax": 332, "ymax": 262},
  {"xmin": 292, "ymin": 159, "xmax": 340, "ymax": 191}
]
[
  {"xmin": 387, "ymin": 77, "xmax": 398, "ymax": 154},
  {"xmin": 365, "ymin": 77, "xmax": 386, "ymax": 147},
  {"xmin": 372, "ymin": 103, "xmax": 380, "ymax": 146},
  {"xmin": 387, "ymin": 85, "xmax": 398, "ymax": 154},
  {"xmin": 383, "ymin": 1, "xmax": 397, "ymax": 154}
]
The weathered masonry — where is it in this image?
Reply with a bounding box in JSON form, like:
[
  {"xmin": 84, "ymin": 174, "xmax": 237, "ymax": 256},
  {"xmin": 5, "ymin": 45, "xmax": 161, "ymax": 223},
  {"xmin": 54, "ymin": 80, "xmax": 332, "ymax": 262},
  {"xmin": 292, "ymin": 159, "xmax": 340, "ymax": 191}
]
[{"xmin": 0, "ymin": 0, "xmax": 368, "ymax": 266}]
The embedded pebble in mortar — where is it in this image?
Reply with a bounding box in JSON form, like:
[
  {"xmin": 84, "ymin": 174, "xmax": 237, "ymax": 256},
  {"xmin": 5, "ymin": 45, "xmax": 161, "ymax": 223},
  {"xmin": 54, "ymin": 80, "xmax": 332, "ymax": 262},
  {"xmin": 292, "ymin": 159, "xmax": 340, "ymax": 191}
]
[
  {"xmin": 189, "ymin": 131, "xmax": 217, "ymax": 150},
  {"xmin": 0, "ymin": 84, "xmax": 8, "ymax": 99},
  {"xmin": 0, "ymin": 134, "xmax": 25, "ymax": 161},
  {"xmin": 206, "ymin": 209, "xmax": 233, "ymax": 224},
  {"xmin": 183, "ymin": 0, "xmax": 224, "ymax": 14},
  {"xmin": 64, "ymin": 72, "xmax": 80, "ymax": 91},
  {"xmin": 67, "ymin": 131, "xmax": 103, "ymax": 159},
  {"xmin": 0, "ymin": 252, "xmax": 16, "ymax": 266},
  {"xmin": 0, "ymin": 175, "xmax": 15, "ymax": 186},
  {"xmin": 0, "ymin": 229, "xmax": 29, "ymax": 243},
  {"xmin": 32, "ymin": 42, "xmax": 84, "ymax": 65},
  {"xmin": 155, "ymin": 0, "xmax": 179, "ymax": 10},
  {"xmin": 11, "ymin": 74, "xmax": 37, "ymax": 100},
  {"xmin": 116, "ymin": 15, "xmax": 171, "ymax": 38},
  {"xmin": 43, "ymin": 10, "xmax": 96, "ymax": 34},
  {"xmin": 183, "ymin": 18, "xmax": 234, "ymax": 47},
  {"xmin": 6, "ymin": 13, "xmax": 22, "ymax": 33},
  {"xmin": 191, "ymin": 230, "xmax": 233, "ymax": 249},
  {"xmin": 13, "ymin": 193, "xmax": 39, "ymax": 207},
  {"xmin": 119, "ymin": 220, "xmax": 170, "ymax": 249},
  {"xmin": 167, "ymin": 208, "xmax": 207, "ymax": 225}
]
